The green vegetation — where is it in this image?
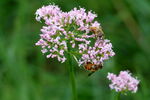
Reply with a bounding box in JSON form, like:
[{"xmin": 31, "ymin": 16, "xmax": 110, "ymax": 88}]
[{"xmin": 0, "ymin": 0, "xmax": 150, "ymax": 100}]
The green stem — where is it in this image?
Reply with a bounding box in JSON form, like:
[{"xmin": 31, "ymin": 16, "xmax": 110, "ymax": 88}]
[
  {"xmin": 67, "ymin": 43, "xmax": 78, "ymax": 100},
  {"xmin": 115, "ymin": 92, "xmax": 121, "ymax": 100}
]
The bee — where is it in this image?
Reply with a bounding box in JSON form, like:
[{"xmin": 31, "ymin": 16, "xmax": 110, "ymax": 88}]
[
  {"xmin": 84, "ymin": 62, "xmax": 103, "ymax": 76},
  {"xmin": 90, "ymin": 26, "xmax": 104, "ymax": 40}
]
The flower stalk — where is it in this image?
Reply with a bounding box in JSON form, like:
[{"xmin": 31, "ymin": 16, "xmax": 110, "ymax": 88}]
[
  {"xmin": 115, "ymin": 92, "xmax": 120, "ymax": 100},
  {"xmin": 35, "ymin": 4, "xmax": 115, "ymax": 100},
  {"xmin": 67, "ymin": 41, "xmax": 78, "ymax": 100}
]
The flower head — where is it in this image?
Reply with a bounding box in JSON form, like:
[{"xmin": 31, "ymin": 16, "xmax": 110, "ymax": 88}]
[
  {"xmin": 35, "ymin": 4, "xmax": 115, "ymax": 67},
  {"xmin": 107, "ymin": 70, "xmax": 140, "ymax": 94},
  {"xmin": 78, "ymin": 39, "xmax": 115, "ymax": 66}
]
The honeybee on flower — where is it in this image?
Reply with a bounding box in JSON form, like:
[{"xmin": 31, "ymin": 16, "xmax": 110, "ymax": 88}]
[
  {"xmin": 90, "ymin": 26, "xmax": 104, "ymax": 40},
  {"xmin": 78, "ymin": 39, "xmax": 115, "ymax": 75},
  {"xmin": 84, "ymin": 62, "xmax": 103, "ymax": 76}
]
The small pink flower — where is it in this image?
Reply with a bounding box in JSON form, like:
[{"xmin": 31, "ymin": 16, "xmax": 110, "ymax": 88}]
[{"xmin": 107, "ymin": 70, "xmax": 140, "ymax": 93}]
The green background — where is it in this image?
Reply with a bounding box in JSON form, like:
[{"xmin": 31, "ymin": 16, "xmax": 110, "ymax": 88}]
[{"xmin": 0, "ymin": 0, "xmax": 150, "ymax": 100}]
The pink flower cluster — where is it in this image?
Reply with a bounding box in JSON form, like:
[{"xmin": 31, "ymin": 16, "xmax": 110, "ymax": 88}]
[
  {"xmin": 78, "ymin": 39, "xmax": 115, "ymax": 66},
  {"xmin": 107, "ymin": 70, "xmax": 140, "ymax": 93},
  {"xmin": 35, "ymin": 4, "xmax": 115, "ymax": 65}
]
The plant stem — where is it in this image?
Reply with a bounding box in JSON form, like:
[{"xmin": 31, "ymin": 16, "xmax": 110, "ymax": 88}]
[
  {"xmin": 115, "ymin": 92, "xmax": 121, "ymax": 100},
  {"xmin": 67, "ymin": 43, "xmax": 78, "ymax": 100}
]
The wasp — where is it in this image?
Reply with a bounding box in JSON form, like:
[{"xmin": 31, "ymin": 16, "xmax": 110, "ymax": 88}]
[
  {"xmin": 84, "ymin": 62, "xmax": 103, "ymax": 76},
  {"xmin": 90, "ymin": 26, "xmax": 104, "ymax": 40}
]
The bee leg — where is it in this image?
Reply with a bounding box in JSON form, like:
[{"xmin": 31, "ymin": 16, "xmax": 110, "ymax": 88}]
[
  {"xmin": 88, "ymin": 71, "xmax": 95, "ymax": 76},
  {"xmin": 98, "ymin": 35, "xmax": 104, "ymax": 40}
]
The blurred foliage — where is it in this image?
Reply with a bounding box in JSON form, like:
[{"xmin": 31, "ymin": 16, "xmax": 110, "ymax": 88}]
[{"xmin": 0, "ymin": 0, "xmax": 150, "ymax": 100}]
